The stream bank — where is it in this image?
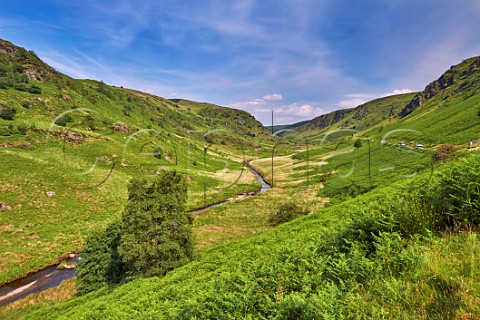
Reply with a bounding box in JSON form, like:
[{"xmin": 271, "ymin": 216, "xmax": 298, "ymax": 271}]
[{"xmin": 0, "ymin": 164, "xmax": 270, "ymax": 306}]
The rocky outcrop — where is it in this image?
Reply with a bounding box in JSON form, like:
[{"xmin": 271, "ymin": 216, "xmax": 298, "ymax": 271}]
[
  {"xmin": 0, "ymin": 40, "xmax": 20, "ymax": 56},
  {"xmin": 0, "ymin": 201, "xmax": 12, "ymax": 211},
  {"xmin": 399, "ymin": 93, "xmax": 425, "ymax": 117},
  {"xmin": 308, "ymin": 114, "xmax": 330, "ymax": 129},
  {"xmin": 307, "ymin": 109, "xmax": 353, "ymax": 130},
  {"xmin": 112, "ymin": 122, "xmax": 132, "ymax": 133},
  {"xmin": 352, "ymin": 104, "xmax": 369, "ymax": 120},
  {"xmin": 399, "ymin": 56, "xmax": 480, "ymax": 117},
  {"xmin": 332, "ymin": 110, "xmax": 345, "ymax": 124},
  {"xmin": 25, "ymin": 68, "xmax": 42, "ymax": 82}
]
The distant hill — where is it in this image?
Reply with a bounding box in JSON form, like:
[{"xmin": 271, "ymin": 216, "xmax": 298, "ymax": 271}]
[
  {"xmin": 294, "ymin": 56, "xmax": 480, "ymax": 146},
  {"xmin": 304, "ymin": 93, "xmax": 416, "ymax": 132},
  {"xmin": 267, "ymin": 120, "xmax": 310, "ymax": 135}
]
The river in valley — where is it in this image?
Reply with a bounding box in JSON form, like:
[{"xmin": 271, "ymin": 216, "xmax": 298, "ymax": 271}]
[{"xmin": 0, "ymin": 164, "xmax": 270, "ymax": 307}]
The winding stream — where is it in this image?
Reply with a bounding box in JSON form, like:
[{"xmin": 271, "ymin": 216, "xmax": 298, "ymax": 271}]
[
  {"xmin": 0, "ymin": 164, "xmax": 270, "ymax": 307},
  {"xmin": 191, "ymin": 164, "xmax": 271, "ymax": 213}
]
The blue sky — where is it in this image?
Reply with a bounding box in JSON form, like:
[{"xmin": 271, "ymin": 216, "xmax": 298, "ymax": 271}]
[{"xmin": 1, "ymin": 0, "xmax": 480, "ymax": 124}]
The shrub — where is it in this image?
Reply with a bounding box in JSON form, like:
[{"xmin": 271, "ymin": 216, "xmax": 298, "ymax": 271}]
[
  {"xmin": 27, "ymin": 85, "xmax": 42, "ymax": 94},
  {"xmin": 17, "ymin": 125, "xmax": 27, "ymax": 135},
  {"xmin": 13, "ymin": 83, "xmax": 27, "ymax": 92},
  {"xmin": 396, "ymin": 154, "xmax": 480, "ymax": 231},
  {"xmin": 0, "ymin": 106, "xmax": 16, "ymax": 120},
  {"xmin": 85, "ymin": 115, "xmax": 96, "ymax": 130},
  {"xmin": 153, "ymin": 147, "xmax": 162, "ymax": 160},
  {"xmin": 354, "ymin": 139, "xmax": 362, "ymax": 148},
  {"xmin": 118, "ymin": 170, "xmax": 194, "ymax": 278},
  {"xmin": 268, "ymin": 202, "xmax": 309, "ymax": 226},
  {"xmin": 432, "ymin": 144, "xmax": 456, "ymax": 162},
  {"xmin": 55, "ymin": 114, "xmax": 73, "ymax": 127},
  {"xmin": 76, "ymin": 220, "xmax": 125, "ymax": 295},
  {"xmin": 123, "ymin": 105, "xmax": 133, "ymax": 116}
]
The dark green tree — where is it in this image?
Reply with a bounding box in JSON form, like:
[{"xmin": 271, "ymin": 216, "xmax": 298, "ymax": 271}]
[
  {"xmin": 118, "ymin": 170, "xmax": 194, "ymax": 278},
  {"xmin": 76, "ymin": 220, "xmax": 125, "ymax": 295}
]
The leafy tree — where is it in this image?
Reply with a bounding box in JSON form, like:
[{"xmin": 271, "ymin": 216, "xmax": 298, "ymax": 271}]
[
  {"xmin": 118, "ymin": 170, "xmax": 194, "ymax": 278},
  {"xmin": 0, "ymin": 106, "xmax": 16, "ymax": 120},
  {"xmin": 76, "ymin": 220, "xmax": 125, "ymax": 295}
]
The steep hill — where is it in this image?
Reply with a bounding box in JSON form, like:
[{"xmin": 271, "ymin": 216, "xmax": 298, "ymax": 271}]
[
  {"xmin": 292, "ymin": 93, "xmax": 416, "ymax": 142},
  {"xmin": 0, "ymin": 39, "xmax": 270, "ymax": 146},
  {"xmin": 399, "ymin": 56, "xmax": 480, "ymax": 117},
  {"xmin": 297, "ymin": 56, "xmax": 480, "ymax": 146},
  {"xmin": 388, "ymin": 56, "xmax": 480, "ymax": 145}
]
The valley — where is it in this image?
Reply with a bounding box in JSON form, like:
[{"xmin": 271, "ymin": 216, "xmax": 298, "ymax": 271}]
[{"xmin": 1, "ymin": 38, "xmax": 480, "ymax": 319}]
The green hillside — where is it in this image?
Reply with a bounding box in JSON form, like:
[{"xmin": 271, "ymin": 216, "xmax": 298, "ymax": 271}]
[
  {"xmin": 0, "ymin": 38, "xmax": 277, "ymax": 286},
  {"xmin": 23, "ymin": 154, "xmax": 480, "ymax": 319},
  {"xmin": 387, "ymin": 56, "xmax": 480, "ymax": 145},
  {"xmin": 2, "ymin": 38, "xmax": 480, "ymax": 319},
  {"xmin": 299, "ymin": 56, "xmax": 480, "ymax": 147},
  {"xmin": 296, "ymin": 93, "xmax": 417, "ymax": 142}
]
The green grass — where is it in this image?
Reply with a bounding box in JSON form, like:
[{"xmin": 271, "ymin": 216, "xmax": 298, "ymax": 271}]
[
  {"xmin": 19, "ymin": 155, "xmax": 480, "ymax": 319},
  {"xmin": 0, "ymin": 129, "xmax": 268, "ymax": 284},
  {"xmin": 0, "ymin": 41, "xmax": 278, "ymax": 285}
]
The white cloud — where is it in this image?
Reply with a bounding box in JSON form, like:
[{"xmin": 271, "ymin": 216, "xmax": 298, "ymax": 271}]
[
  {"xmin": 272, "ymin": 103, "xmax": 325, "ymax": 124},
  {"xmin": 262, "ymin": 93, "xmax": 283, "ymax": 101},
  {"xmin": 380, "ymin": 88, "xmax": 412, "ymax": 97},
  {"xmin": 276, "ymin": 103, "xmax": 323, "ymax": 117},
  {"xmin": 41, "ymin": 51, "xmax": 91, "ymax": 79},
  {"xmin": 344, "ymin": 93, "xmax": 373, "ymax": 99},
  {"xmin": 338, "ymin": 98, "xmax": 367, "ymax": 108},
  {"xmin": 228, "ymin": 95, "xmax": 324, "ymax": 124}
]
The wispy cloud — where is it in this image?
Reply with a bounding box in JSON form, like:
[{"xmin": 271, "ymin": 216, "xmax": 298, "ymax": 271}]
[
  {"xmin": 41, "ymin": 50, "xmax": 91, "ymax": 79},
  {"xmin": 263, "ymin": 94, "xmax": 283, "ymax": 101},
  {"xmin": 228, "ymin": 93, "xmax": 324, "ymax": 124}
]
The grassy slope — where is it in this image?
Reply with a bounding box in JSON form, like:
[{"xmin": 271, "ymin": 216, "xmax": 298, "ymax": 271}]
[
  {"xmin": 0, "ymin": 38, "xmax": 279, "ymax": 285},
  {"xmin": 287, "ymin": 56, "xmax": 480, "ymax": 199},
  {"xmin": 21, "ymin": 158, "xmax": 480, "ymax": 319}
]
